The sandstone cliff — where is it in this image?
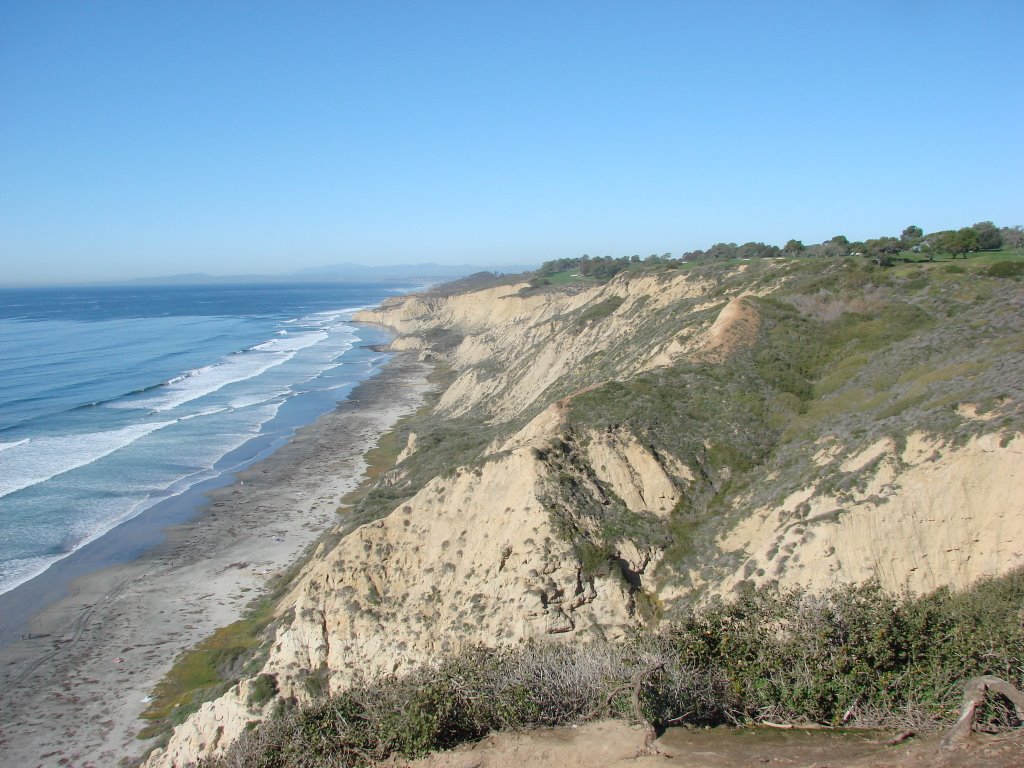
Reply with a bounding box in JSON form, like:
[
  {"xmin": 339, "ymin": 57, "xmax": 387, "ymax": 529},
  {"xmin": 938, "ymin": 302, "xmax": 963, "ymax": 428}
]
[{"xmin": 145, "ymin": 259, "xmax": 1024, "ymax": 766}]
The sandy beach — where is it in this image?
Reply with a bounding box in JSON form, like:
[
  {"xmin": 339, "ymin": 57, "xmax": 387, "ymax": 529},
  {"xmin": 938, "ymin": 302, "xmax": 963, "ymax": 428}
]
[{"xmin": 0, "ymin": 352, "xmax": 431, "ymax": 768}]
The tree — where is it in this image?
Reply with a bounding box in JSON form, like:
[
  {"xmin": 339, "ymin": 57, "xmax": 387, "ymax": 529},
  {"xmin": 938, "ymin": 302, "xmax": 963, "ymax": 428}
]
[
  {"xmin": 1000, "ymin": 225, "xmax": 1024, "ymax": 249},
  {"xmin": 738, "ymin": 242, "xmax": 779, "ymax": 259},
  {"xmin": 862, "ymin": 236, "xmax": 902, "ymax": 266},
  {"xmin": 972, "ymin": 221, "xmax": 1002, "ymax": 250},
  {"xmin": 705, "ymin": 243, "xmax": 739, "ymax": 260},
  {"xmin": 784, "ymin": 239, "xmax": 805, "ymax": 255},
  {"xmin": 957, "ymin": 227, "xmax": 979, "ymax": 256},
  {"xmin": 901, "ymin": 225, "xmax": 923, "ymax": 243},
  {"xmin": 938, "ymin": 228, "xmax": 978, "ymax": 258},
  {"xmin": 822, "ymin": 235, "xmax": 850, "ymax": 258}
]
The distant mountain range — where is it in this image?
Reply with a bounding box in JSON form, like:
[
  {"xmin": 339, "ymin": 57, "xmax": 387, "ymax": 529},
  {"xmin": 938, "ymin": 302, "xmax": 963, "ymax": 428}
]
[{"xmin": 128, "ymin": 262, "xmax": 535, "ymax": 285}]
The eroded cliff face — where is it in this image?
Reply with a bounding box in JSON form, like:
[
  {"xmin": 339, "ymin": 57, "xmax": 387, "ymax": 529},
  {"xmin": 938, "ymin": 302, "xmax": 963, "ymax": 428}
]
[
  {"xmin": 146, "ymin": 407, "xmax": 670, "ymax": 767},
  {"xmin": 357, "ymin": 274, "xmax": 717, "ymax": 421},
  {"xmin": 585, "ymin": 427, "xmax": 691, "ymax": 517},
  {"xmin": 145, "ymin": 265, "xmax": 1024, "ymax": 766},
  {"xmin": 268, "ymin": 443, "xmax": 645, "ymax": 695},
  {"xmin": 714, "ymin": 432, "xmax": 1024, "ymax": 596}
]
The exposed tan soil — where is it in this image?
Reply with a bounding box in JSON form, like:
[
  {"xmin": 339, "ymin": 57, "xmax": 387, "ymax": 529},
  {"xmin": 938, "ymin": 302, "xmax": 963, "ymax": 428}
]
[{"xmin": 385, "ymin": 720, "xmax": 1024, "ymax": 768}]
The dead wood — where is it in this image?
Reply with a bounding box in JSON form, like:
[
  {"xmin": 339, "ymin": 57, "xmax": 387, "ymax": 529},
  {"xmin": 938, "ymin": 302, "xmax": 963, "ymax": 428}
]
[
  {"xmin": 632, "ymin": 662, "xmax": 665, "ymax": 756},
  {"xmin": 886, "ymin": 730, "xmax": 915, "ymax": 745},
  {"xmin": 941, "ymin": 675, "xmax": 1024, "ymax": 748}
]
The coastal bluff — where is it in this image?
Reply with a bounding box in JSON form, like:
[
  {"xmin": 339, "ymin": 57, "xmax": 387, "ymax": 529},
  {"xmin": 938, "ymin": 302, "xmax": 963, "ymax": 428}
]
[{"xmin": 144, "ymin": 260, "xmax": 1024, "ymax": 767}]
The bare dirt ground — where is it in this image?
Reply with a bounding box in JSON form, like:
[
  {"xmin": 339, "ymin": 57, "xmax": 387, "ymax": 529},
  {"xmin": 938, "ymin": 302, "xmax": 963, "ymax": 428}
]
[{"xmin": 386, "ymin": 720, "xmax": 1024, "ymax": 768}]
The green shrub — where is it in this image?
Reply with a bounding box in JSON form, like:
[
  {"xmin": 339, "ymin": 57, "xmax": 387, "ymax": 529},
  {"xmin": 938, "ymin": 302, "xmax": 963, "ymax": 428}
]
[
  {"xmin": 575, "ymin": 539, "xmax": 616, "ymax": 578},
  {"xmin": 199, "ymin": 570, "xmax": 1024, "ymax": 768},
  {"xmin": 248, "ymin": 674, "xmax": 279, "ymax": 707},
  {"xmin": 659, "ymin": 573, "xmax": 1024, "ymax": 726},
  {"xmin": 985, "ymin": 260, "xmax": 1024, "ymax": 278},
  {"xmin": 575, "ymin": 296, "xmax": 625, "ymax": 324}
]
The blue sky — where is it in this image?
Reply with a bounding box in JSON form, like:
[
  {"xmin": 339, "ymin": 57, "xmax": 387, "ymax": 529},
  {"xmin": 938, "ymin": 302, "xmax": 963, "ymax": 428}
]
[{"xmin": 1, "ymin": 1, "xmax": 1022, "ymax": 283}]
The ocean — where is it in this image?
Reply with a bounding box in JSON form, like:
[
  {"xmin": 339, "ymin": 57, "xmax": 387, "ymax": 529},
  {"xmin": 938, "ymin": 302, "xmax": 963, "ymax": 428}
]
[{"xmin": 0, "ymin": 281, "xmax": 413, "ymax": 598}]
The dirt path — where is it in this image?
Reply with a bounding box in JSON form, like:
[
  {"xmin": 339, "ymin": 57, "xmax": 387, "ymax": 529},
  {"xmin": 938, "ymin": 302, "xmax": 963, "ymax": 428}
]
[{"xmin": 386, "ymin": 720, "xmax": 1024, "ymax": 768}]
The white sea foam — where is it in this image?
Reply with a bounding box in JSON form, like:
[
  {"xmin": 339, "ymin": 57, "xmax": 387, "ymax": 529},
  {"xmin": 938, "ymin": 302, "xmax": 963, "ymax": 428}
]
[
  {"xmin": 127, "ymin": 330, "xmax": 328, "ymax": 412},
  {"xmin": 330, "ymin": 341, "xmax": 357, "ymax": 362},
  {"xmin": 309, "ymin": 309, "xmax": 357, "ymax": 327},
  {"xmin": 192, "ymin": 406, "xmax": 229, "ymax": 418},
  {"xmin": 320, "ymin": 381, "xmax": 359, "ymax": 393},
  {"xmin": 0, "ymin": 401, "xmax": 286, "ymax": 595},
  {"xmin": 0, "ymin": 290, "xmax": 395, "ymax": 598},
  {"xmin": 0, "ymin": 553, "xmax": 60, "ymax": 595},
  {"xmin": 0, "ymin": 420, "xmax": 177, "ymax": 499},
  {"xmin": 249, "ymin": 330, "xmax": 327, "ymax": 353},
  {"xmin": 228, "ymin": 391, "xmax": 288, "ymax": 410}
]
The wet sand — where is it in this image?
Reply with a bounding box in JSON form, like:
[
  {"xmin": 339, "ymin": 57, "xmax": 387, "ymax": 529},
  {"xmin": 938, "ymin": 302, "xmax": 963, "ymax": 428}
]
[{"xmin": 0, "ymin": 352, "xmax": 431, "ymax": 768}]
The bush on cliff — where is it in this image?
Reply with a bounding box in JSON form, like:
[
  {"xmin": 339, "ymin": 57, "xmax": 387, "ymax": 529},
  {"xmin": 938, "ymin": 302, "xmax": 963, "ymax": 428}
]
[{"xmin": 198, "ymin": 569, "xmax": 1024, "ymax": 768}]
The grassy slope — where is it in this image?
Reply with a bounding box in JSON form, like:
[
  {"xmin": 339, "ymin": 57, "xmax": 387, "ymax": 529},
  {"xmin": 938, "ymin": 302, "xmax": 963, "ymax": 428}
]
[{"xmin": 897, "ymin": 246, "xmax": 1024, "ymax": 264}]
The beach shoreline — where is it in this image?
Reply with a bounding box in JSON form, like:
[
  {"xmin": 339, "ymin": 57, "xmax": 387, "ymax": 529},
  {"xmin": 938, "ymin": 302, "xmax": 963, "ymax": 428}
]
[{"xmin": 0, "ymin": 350, "xmax": 431, "ymax": 768}]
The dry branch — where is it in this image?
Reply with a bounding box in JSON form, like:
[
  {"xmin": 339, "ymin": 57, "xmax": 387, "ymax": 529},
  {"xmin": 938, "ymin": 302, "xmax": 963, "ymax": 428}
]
[
  {"xmin": 632, "ymin": 662, "xmax": 665, "ymax": 756},
  {"xmin": 942, "ymin": 676, "xmax": 1024, "ymax": 748}
]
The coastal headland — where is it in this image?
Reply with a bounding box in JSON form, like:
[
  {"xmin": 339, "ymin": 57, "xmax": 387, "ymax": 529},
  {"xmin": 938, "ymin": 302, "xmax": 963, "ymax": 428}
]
[{"xmin": 0, "ymin": 353, "xmax": 431, "ymax": 768}]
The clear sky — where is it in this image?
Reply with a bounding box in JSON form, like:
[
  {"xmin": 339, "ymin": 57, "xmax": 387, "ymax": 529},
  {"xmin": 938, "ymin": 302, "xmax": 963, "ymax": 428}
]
[{"xmin": 1, "ymin": 1, "xmax": 1022, "ymax": 284}]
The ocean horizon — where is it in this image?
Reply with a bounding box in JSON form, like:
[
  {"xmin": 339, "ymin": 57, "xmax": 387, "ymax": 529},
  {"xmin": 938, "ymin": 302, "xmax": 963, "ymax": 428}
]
[{"xmin": 0, "ymin": 281, "xmax": 414, "ymax": 600}]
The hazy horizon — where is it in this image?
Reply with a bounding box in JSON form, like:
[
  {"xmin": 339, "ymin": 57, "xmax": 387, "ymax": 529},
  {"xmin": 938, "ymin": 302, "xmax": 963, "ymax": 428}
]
[
  {"xmin": 0, "ymin": 260, "xmax": 531, "ymax": 289},
  {"xmin": 2, "ymin": 2, "xmax": 1021, "ymax": 284}
]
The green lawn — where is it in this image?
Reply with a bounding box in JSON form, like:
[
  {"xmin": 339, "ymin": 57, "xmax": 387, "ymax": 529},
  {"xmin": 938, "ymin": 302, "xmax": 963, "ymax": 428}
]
[
  {"xmin": 965, "ymin": 247, "xmax": 1024, "ymax": 264},
  {"xmin": 895, "ymin": 247, "xmax": 1024, "ymax": 265},
  {"xmin": 543, "ymin": 269, "xmax": 585, "ymax": 285}
]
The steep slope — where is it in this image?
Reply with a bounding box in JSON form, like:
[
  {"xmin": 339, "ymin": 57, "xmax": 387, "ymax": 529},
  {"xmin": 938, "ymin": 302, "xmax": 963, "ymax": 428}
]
[
  {"xmin": 144, "ymin": 259, "xmax": 1024, "ymax": 766},
  {"xmin": 714, "ymin": 431, "xmax": 1024, "ymax": 596},
  {"xmin": 359, "ymin": 272, "xmax": 717, "ymax": 421}
]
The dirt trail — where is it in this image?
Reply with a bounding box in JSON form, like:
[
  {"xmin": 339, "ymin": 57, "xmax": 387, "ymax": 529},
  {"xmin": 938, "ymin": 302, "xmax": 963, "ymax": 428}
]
[{"xmin": 386, "ymin": 720, "xmax": 1024, "ymax": 768}]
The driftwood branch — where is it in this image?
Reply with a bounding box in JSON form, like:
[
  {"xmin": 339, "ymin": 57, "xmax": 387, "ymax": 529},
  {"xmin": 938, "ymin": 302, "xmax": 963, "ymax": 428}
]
[
  {"xmin": 632, "ymin": 662, "xmax": 665, "ymax": 756},
  {"xmin": 942, "ymin": 675, "xmax": 1024, "ymax": 748},
  {"xmin": 886, "ymin": 730, "xmax": 916, "ymax": 746},
  {"xmin": 760, "ymin": 721, "xmax": 832, "ymax": 730},
  {"xmin": 588, "ymin": 663, "xmax": 666, "ymax": 754}
]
